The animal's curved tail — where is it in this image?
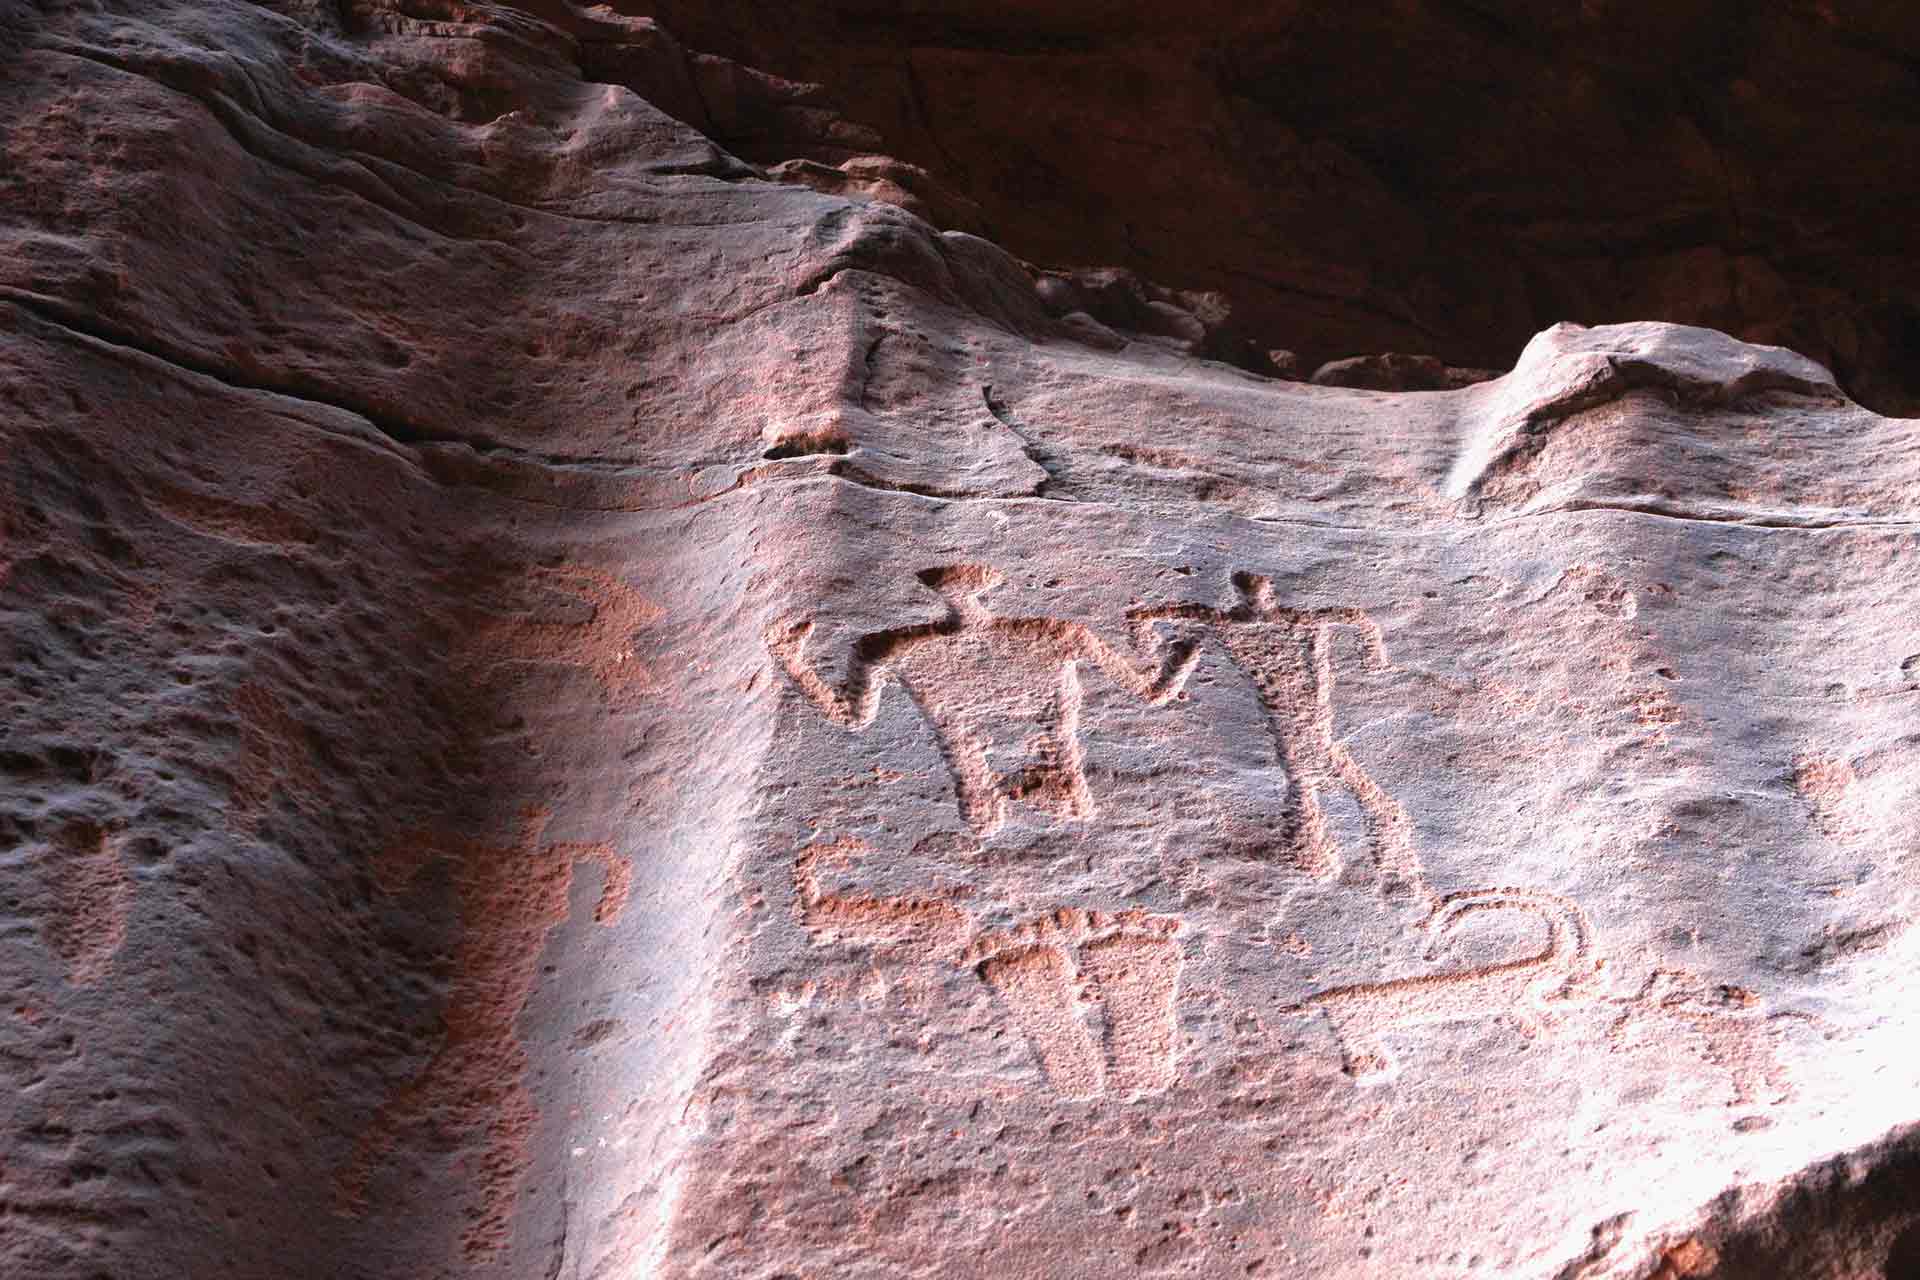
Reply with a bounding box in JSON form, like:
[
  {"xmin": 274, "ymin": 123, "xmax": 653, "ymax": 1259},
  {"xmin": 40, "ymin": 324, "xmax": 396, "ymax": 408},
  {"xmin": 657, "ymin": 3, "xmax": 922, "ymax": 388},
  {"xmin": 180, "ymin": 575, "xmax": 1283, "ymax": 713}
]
[{"xmin": 1421, "ymin": 886, "xmax": 1600, "ymax": 996}]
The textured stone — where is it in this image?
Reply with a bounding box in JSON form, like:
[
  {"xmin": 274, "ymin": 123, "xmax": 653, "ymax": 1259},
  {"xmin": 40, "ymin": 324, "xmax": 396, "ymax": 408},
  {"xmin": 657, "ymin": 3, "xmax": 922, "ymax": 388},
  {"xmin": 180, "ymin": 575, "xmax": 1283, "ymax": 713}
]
[
  {"xmin": 632, "ymin": 0, "xmax": 1920, "ymax": 415},
  {"xmin": 1, "ymin": 4, "xmax": 1918, "ymax": 1279}
]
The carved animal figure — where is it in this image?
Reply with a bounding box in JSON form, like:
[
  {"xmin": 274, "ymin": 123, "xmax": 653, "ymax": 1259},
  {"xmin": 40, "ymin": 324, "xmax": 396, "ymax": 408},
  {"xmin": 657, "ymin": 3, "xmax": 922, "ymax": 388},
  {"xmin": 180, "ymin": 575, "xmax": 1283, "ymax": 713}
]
[
  {"xmin": 1290, "ymin": 887, "xmax": 1601, "ymax": 1082},
  {"xmin": 789, "ymin": 837, "xmax": 1186, "ymax": 1097},
  {"xmin": 1607, "ymin": 968, "xmax": 1806, "ymax": 1107}
]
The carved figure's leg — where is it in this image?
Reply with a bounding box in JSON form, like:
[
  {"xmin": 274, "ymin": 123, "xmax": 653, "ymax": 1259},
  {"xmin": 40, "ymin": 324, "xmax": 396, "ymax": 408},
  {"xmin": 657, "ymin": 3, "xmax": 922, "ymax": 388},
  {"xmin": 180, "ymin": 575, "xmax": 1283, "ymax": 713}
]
[
  {"xmin": 1079, "ymin": 932, "xmax": 1181, "ymax": 1094},
  {"xmin": 1274, "ymin": 713, "xmax": 1343, "ymax": 880},
  {"xmin": 1009, "ymin": 663, "xmax": 1096, "ymax": 822},
  {"xmin": 931, "ymin": 717, "xmax": 1008, "ymax": 837},
  {"xmin": 334, "ymin": 1051, "xmax": 441, "ymax": 1216},
  {"xmin": 978, "ymin": 945, "xmax": 1102, "ymax": 1097},
  {"xmin": 1315, "ymin": 1003, "xmax": 1397, "ymax": 1083},
  {"xmin": 466, "ymin": 1080, "xmax": 538, "ymax": 1258},
  {"xmin": 1309, "ymin": 628, "xmax": 1424, "ymax": 898}
]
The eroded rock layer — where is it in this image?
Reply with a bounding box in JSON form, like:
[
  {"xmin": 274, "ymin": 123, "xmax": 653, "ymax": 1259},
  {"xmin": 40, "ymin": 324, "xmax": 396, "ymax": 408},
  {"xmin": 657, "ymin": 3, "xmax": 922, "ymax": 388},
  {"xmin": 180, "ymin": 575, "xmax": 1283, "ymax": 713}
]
[{"xmin": 1, "ymin": 4, "xmax": 1917, "ymax": 1278}]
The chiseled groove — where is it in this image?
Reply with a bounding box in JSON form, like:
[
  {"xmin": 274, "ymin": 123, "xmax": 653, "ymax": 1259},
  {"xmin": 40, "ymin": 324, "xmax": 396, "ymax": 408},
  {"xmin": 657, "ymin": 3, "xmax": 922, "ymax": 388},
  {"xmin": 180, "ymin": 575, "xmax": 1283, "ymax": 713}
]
[{"xmin": 1503, "ymin": 496, "xmax": 1920, "ymax": 531}]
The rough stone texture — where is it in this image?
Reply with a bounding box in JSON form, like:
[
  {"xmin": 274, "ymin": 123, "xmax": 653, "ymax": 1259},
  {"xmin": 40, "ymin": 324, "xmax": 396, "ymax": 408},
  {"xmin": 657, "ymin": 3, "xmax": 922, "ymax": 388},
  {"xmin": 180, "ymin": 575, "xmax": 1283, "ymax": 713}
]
[
  {"xmin": 631, "ymin": 0, "xmax": 1920, "ymax": 416},
  {"xmin": 1, "ymin": 4, "xmax": 1918, "ymax": 1279}
]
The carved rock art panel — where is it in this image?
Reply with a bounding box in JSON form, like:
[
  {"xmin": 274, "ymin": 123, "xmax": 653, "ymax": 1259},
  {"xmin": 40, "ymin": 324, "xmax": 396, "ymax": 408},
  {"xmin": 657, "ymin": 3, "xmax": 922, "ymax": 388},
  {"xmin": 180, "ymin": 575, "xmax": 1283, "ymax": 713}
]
[
  {"xmin": 768, "ymin": 565, "xmax": 1199, "ymax": 837},
  {"xmin": 336, "ymin": 809, "xmax": 632, "ymax": 1260},
  {"xmin": 791, "ymin": 837, "xmax": 1185, "ymax": 1098}
]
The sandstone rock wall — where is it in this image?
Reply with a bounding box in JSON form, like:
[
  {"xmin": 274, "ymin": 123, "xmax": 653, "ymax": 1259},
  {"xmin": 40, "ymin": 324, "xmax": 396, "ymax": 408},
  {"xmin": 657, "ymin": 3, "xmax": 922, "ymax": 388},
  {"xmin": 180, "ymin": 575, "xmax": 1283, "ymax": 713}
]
[
  {"xmin": 632, "ymin": 0, "xmax": 1920, "ymax": 417},
  {"xmin": 1, "ymin": 4, "xmax": 1917, "ymax": 1278}
]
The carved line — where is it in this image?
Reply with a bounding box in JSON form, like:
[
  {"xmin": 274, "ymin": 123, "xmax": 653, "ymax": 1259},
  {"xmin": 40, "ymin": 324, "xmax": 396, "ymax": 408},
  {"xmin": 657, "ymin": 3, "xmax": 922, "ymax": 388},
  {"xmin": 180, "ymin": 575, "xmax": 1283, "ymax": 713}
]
[
  {"xmin": 790, "ymin": 837, "xmax": 1183, "ymax": 1098},
  {"xmin": 767, "ymin": 565, "xmax": 1199, "ymax": 837},
  {"xmin": 1291, "ymin": 888, "xmax": 1599, "ymax": 1082}
]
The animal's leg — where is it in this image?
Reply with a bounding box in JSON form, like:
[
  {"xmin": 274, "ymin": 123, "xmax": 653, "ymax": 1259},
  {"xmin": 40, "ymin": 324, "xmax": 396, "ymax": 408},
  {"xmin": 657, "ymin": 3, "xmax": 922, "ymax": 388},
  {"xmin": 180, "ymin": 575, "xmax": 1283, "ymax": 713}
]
[
  {"xmin": 979, "ymin": 945, "xmax": 1103, "ymax": 1097},
  {"xmin": 1079, "ymin": 932, "xmax": 1181, "ymax": 1094},
  {"xmin": 1317, "ymin": 1003, "xmax": 1397, "ymax": 1083}
]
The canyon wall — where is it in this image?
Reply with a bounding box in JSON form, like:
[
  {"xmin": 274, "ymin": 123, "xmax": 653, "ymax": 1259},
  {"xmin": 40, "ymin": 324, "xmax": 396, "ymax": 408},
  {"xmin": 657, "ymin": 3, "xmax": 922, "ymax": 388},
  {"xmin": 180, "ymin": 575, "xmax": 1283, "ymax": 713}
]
[{"xmin": 1, "ymin": 3, "xmax": 1917, "ymax": 1277}]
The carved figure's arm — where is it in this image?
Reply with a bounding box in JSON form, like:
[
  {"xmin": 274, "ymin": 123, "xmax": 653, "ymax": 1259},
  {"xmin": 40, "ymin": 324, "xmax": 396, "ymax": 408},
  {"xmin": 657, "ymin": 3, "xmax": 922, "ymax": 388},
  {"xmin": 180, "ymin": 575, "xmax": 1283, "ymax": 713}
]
[
  {"xmin": 763, "ymin": 616, "xmax": 887, "ymax": 728},
  {"xmin": 555, "ymin": 842, "xmax": 634, "ymax": 925},
  {"xmin": 1089, "ymin": 607, "xmax": 1214, "ymax": 704}
]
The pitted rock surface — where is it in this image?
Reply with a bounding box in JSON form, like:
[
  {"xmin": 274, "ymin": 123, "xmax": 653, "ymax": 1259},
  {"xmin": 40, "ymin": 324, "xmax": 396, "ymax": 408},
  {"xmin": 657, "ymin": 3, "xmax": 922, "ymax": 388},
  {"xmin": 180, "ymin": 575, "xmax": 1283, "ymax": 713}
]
[{"xmin": 1, "ymin": 4, "xmax": 1918, "ymax": 1279}]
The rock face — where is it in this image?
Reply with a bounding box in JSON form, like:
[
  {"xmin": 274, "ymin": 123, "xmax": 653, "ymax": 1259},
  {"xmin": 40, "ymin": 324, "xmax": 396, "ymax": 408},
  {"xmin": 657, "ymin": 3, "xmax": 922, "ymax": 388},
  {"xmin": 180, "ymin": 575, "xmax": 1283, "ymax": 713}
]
[
  {"xmin": 632, "ymin": 0, "xmax": 1920, "ymax": 417},
  {"xmin": 1, "ymin": 4, "xmax": 1918, "ymax": 1279}
]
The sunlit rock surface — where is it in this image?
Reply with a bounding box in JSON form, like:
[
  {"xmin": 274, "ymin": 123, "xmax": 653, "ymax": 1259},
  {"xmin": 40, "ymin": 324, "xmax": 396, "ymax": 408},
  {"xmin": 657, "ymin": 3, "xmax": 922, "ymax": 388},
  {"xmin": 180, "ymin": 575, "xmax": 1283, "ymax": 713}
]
[{"xmin": 1, "ymin": 4, "xmax": 1917, "ymax": 1278}]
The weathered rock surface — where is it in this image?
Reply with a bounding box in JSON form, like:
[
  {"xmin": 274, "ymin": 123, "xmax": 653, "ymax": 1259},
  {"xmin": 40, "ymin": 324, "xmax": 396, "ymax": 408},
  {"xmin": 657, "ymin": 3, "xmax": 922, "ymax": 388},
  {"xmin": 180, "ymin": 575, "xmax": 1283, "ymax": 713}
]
[
  {"xmin": 1, "ymin": 4, "xmax": 1918, "ymax": 1279},
  {"xmin": 632, "ymin": 0, "xmax": 1920, "ymax": 416}
]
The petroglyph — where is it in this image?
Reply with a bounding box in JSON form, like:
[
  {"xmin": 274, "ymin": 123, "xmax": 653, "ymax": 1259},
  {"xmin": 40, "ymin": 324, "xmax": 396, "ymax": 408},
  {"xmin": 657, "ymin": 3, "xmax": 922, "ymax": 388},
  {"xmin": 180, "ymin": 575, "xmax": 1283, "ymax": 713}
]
[
  {"xmin": 975, "ymin": 944, "xmax": 1103, "ymax": 1096},
  {"xmin": 969, "ymin": 911, "xmax": 1184, "ymax": 1098},
  {"xmin": 791, "ymin": 836, "xmax": 973, "ymax": 955},
  {"xmin": 1131, "ymin": 573, "xmax": 1422, "ymax": 897},
  {"xmin": 1290, "ymin": 888, "xmax": 1601, "ymax": 1083},
  {"xmin": 1417, "ymin": 565, "xmax": 1683, "ymax": 764},
  {"xmin": 1607, "ymin": 970, "xmax": 1804, "ymax": 1107},
  {"xmin": 459, "ymin": 565, "xmax": 661, "ymax": 702},
  {"xmin": 336, "ymin": 809, "xmax": 631, "ymax": 1260},
  {"xmin": 229, "ymin": 682, "xmax": 320, "ymax": 831},
  {"xmin": 767, "ymin": 565, "xmax": 1200, "ymax": 836},
  {"xmin": 1535, "ymin": 566, "xmax": 1681, "ymax": 746},
  {"xmin": 789, "ymin": 837, "xmax": 1185, "ymax": 1097},
  {"xmin": 1794, "ymin": 753, "xmax": 1861, "ymax": 842},
  {"xmin": 41, "ymin": 820, "xmax": 131, "ymax": 987}
]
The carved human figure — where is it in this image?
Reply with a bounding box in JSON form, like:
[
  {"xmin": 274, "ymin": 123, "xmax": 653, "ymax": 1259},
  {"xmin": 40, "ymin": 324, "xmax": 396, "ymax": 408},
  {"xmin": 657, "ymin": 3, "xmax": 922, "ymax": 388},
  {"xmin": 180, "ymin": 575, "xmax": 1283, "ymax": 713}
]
[
  {"xmin": 1131, "ymin": 572, "xmax": 1421, "ymax": 896},
  {"xmin": 766, "ymin": 565, "xmax": 1201, "ymax": 836}
]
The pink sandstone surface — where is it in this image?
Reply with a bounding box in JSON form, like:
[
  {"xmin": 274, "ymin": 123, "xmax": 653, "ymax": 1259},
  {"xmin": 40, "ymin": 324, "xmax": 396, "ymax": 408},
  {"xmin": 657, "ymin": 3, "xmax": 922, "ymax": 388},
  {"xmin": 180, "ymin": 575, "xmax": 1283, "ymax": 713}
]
[{"xmin": 1, "ymin": 3, "xmax": 1918, "ymax": 1278}]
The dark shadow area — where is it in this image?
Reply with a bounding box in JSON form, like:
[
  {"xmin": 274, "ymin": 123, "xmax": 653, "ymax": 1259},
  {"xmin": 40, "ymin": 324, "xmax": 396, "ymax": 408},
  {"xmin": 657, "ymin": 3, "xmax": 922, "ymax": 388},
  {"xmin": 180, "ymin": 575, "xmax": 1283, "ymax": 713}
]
[
  {"xmin": 1694, "ymin": 1123, "xmax": 1920, "ymax": 1279},
  {"xmin": 621, "ymin": 0, "xmax": 1920, "ymax": 413}
]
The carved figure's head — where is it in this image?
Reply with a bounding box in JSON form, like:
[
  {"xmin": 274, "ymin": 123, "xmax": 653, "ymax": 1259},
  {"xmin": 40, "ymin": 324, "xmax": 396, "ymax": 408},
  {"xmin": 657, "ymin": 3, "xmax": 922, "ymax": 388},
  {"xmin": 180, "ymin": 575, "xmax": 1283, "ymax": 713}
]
[
  {"xmin": 917, "ymin": 564, "xmax": 1004, "ymax": 606},
  {"xmin": 1230, "ymin": 570, "xmax": 1278, "ymax": 615}
]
